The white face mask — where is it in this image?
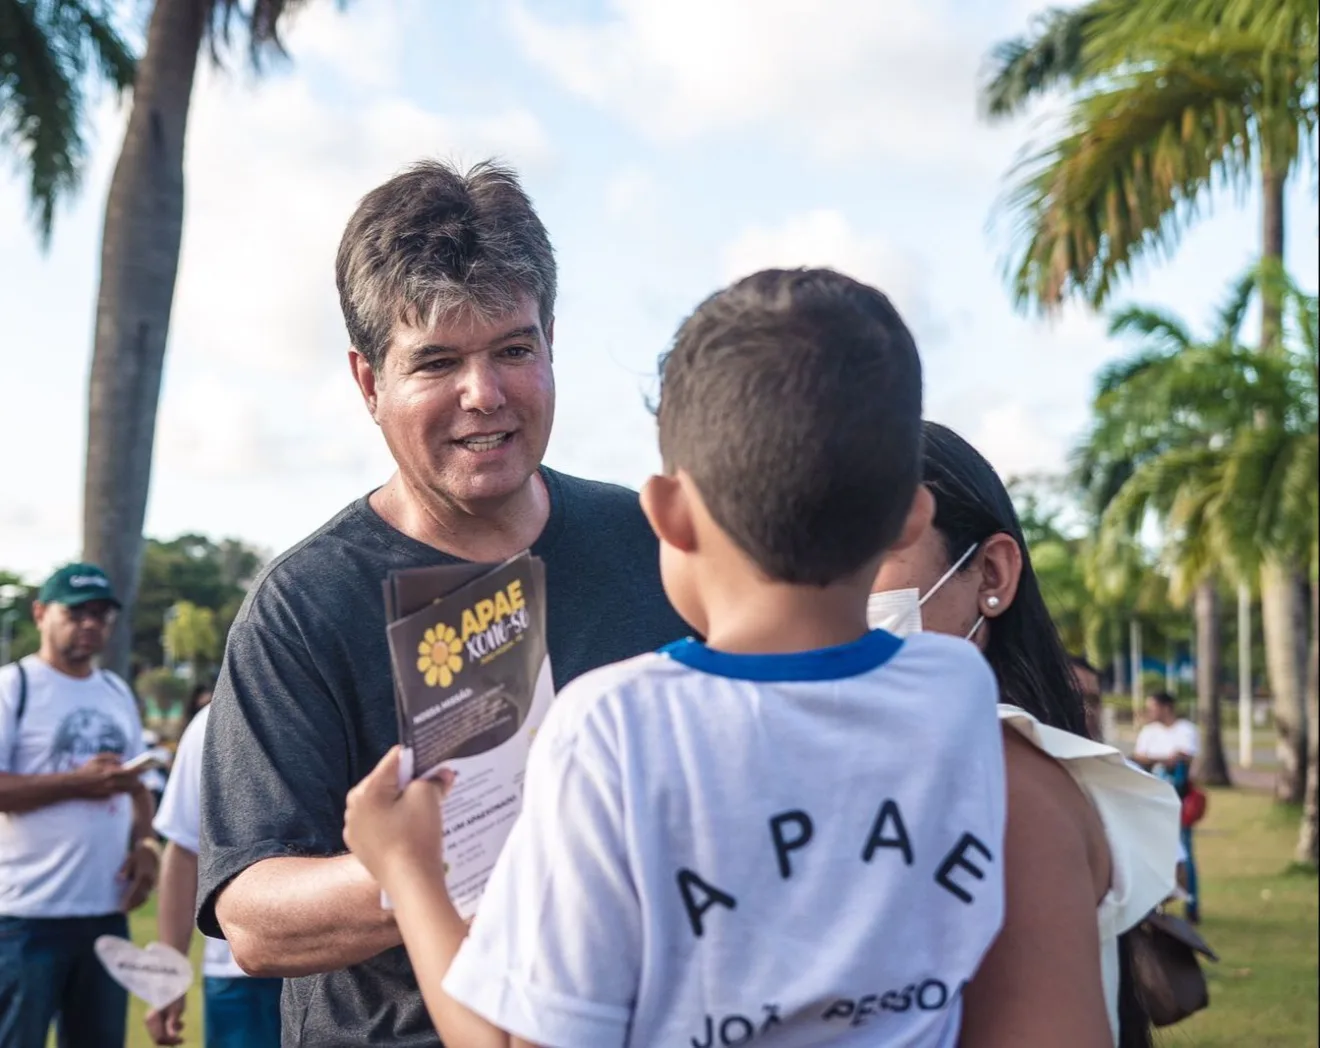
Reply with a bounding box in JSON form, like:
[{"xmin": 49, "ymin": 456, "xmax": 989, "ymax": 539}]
[{"xmin": 867, "ymin": 543, "xmax": 984, "ymax": 641}]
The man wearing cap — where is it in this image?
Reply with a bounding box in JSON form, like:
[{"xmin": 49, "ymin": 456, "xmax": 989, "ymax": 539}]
[{"xmin": 0, "ymin": 563, "xmax": 160, "ymax": 1048}]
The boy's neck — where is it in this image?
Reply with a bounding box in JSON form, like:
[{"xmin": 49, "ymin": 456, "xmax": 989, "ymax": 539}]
[{"xmin": 701, "ymin": 581, "xmax": 872, "ymax": 656}]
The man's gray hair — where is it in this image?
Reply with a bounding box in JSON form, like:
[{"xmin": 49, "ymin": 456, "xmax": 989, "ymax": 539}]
[{"xmin": 335, "ymin": 159, "xmax": 557, "ymax": 369}]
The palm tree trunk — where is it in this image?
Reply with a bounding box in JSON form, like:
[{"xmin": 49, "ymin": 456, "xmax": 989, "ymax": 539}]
[
  {"xmin": 1238, "ymin": 582, "xmax": 1254, "ymax": 769},
  {"xmin": 1256, "ymin": 160, "xmax": 1309, "ymax": 803},
  {"xmin": 1262, "ymin": 561, "xmax": 1308, "ymax": 804},
  {"xmin": 1296, "ymin": 579, "xmax": 1318, "ymax": 866},
  {"xmin": 83, "ymin": 0, "xmax": 207, "ymax": 676},
  {"xmin": 1111, "ymin": 620, "xmax": 1126, "ymax": 698},
  {"xmin": 1194, "ymin": 581, "xmax": 1231, "ymax": 785},
  {"xmin": 1260, "ymin": 165, "xmax": 1286, "ymax": 349},
  {"xmin": 1130, "ymin": 618, "xmax": 1144, "ymax": 721}
]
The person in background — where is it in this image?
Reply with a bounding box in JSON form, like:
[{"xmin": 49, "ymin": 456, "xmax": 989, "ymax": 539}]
[
  {"xmin": 1070, "ymin": 655, "xmax": 1105, "ymax": 741},
  {"xmin": 146, "ymin": 700, "xmax": 282, "ymax": 1048},
  {"xmin": 0, "ymin": 563, "xmax": 159, "ymax": 1048},
  {"xmin": 140, "ymin": 728, "xmax": 168, "ymax": 811},
  {"xmin": 182, "ymin": 683, "xmax": 212, "ymax": 732},
  {"xmin": 1133, "ymin": 692, "xmax": 1201, "ymax": 922}
]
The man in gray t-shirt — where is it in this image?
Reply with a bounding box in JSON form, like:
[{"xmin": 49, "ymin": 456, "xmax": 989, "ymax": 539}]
[{"xmin": 197, "ymin": 160, "xmax": 686, "ymax": 1048}]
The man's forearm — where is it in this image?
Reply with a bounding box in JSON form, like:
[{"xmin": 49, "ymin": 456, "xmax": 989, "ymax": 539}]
[
  {"xmin": 215, "ymin": 854, "xmax": 402, "ymax": 977},
  {"xmin": 158, "ymin": 843, "xmax": 199, "ymax": 957},
  {"xmin": 0, "ymin": 771, "xmax": 85, "ymax": 814}
]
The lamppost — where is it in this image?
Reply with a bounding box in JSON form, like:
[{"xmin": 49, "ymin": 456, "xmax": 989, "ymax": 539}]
[{"xmin": 0, "ymin": 584, "xmax": 23, "ymax": 667}]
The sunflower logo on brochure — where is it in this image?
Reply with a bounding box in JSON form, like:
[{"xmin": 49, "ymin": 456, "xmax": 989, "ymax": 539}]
[
  {"xmin": 418, "ymin": 624, "xmax": 464, "ymax": 688},
  {"xmin": 385, "ymin": 552, "xmax": 549, "ymax": 770}
]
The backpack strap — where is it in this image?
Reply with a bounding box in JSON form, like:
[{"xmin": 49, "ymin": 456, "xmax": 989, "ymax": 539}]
[
  {"xmin": 5, "ymin": 662, "xmax": 27, "ymax": 767},
  {"xmin": 14, "ymin": 663, "xmax": 25, "ymax": 724},
  {"xmin": 100, "ymin": 669, "xmax": 135, "ymax": 705}
]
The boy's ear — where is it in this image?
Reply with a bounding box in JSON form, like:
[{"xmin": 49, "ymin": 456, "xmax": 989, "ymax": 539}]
[
  {"xmin": 640, "ymin": 474, "xmax": 698, "ymax": 553},
  {"xmin": 890, "ymin": 484, "xmax": 935, "ymax": 552}
]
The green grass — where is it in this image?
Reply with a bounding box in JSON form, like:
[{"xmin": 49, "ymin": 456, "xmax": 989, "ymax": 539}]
[
  {"xmin": 55, "ymin": 789, "xmax": 1320, "ymax": 1048},
  {"xmin": 1155, "ymin": 789, "xmax": 1318, "ymax": 1048},
  {"xmin": 42, "ymin": 900, "xmax": 206, "ymax": 1048},
  {"xmin": 123, "ymin": 902, "xmax": 207, "ymax": 1048}
]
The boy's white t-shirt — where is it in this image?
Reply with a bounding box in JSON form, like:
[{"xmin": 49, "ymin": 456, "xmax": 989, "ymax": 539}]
[
  {"xmin": 444, "ymin": 630, "xmax": 1006, "ymax": 1048},
  {"xmin": 152, "ymin": 704, "xmax": 246, "ymax": 979},
  {"xmin": 1134, "ymin": 719, "xmax": 1199, "ymax": 764},
  {"xmin": 0, "ymin": 655, "xmax": 144, "ymax": 917}
]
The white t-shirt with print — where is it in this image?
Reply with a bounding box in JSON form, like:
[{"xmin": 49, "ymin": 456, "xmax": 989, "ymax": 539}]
[
  {"xmin": 1134, "ymin": 719, "xmax": 1199, "ymax": 765},
  {"xmin": 152, "ymin": 704, "xmax": 246, "ymax": 979},
  {"xmin": 444, "ymin": 630, "xmax": 1006, "ymax": 1048},
  {"xmin": 0, "ymin": 655, "xmax": 144, "ymax": 918}
]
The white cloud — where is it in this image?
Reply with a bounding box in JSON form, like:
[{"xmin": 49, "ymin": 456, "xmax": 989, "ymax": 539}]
[
  {"xmin": 604, "ymin": 166, "xmax": 659, "ymax": 221},
  {"xmin": 957, "ymin": 402, "xmax": 1070, "ymax": 480},
  {"xmin": 154, "ymin": 8, "xmax": 559, "ymax": 478},
  {"xmin": 280, "ymin": 0, "xmax": 413, "ymax": 90},
  {"xmin": 0, "ymin": 0, "xmax": 558, "ymax": 575},
  {"xmin": 720, "ymin": 209, "xmax": 937, "ymax": 340},
  {"xmin": 0, "ymin": 501, "xmax": 81, "ymax": 584},
  {"xmin": 507, "ymin": 0, "xmax": 1015, "ymax": 170}
]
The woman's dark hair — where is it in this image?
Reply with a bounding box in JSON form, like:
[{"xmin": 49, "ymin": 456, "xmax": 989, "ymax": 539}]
[
  {"xmin": 922, "ymin": 421, "xmax": 1089, "ymax": 736},
  {"xmin": 922, "ymin": 421, "xmax": 1153, "ymax": 1048}
]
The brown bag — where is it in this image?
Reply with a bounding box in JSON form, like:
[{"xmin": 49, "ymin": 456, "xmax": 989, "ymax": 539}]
[{"xmin": 1129, "ymin": 910, "xmax": 1219, "ymax": 1026}]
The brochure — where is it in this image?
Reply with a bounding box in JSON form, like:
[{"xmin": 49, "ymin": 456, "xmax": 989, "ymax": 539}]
[{"xmin": 381, "ymin": 552, "xmax": 553, "ymax": 918}]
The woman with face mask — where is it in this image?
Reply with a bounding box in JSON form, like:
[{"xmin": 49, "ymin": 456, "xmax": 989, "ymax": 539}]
[{"xmin": 871, "ymin": 422, "xmax": 1180, "ymax": 1048}]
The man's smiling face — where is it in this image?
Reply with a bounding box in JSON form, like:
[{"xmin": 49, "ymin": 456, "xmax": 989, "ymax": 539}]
[{"xmin": 362, "ymin": 294, "xmax": 556, "ymax": 510}]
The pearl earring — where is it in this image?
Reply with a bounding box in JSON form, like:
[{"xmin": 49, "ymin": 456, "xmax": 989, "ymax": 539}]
[{"xmin": 986, "ymin": 596, "xmax": 1001, "ymax": 610}]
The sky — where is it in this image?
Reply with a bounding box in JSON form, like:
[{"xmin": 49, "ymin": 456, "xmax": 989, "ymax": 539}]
[{"xmin": 1, "ymin": 0, "xmax": 1317, "ymax": 581}]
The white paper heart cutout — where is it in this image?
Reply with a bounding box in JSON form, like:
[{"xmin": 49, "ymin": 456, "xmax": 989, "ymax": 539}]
[{"xmin": 94, "ymin": 936, "xmax": 194, "ymax": 1009}]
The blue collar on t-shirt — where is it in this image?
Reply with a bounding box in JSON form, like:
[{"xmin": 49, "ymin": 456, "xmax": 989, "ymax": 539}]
[{"xmin": 660, "ymin": 629, "xmax": 903, "ymax": 682}]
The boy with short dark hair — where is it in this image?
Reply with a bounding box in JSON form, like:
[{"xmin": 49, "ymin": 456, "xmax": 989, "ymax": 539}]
[{"xmin": 343, "ymin": 268, "xmax": 1006, "ymax": 1047}]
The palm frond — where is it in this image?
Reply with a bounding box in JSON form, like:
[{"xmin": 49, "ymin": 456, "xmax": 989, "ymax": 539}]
[
  {"xmin": 70, "ymin": 0, "xmax": 135, "ymax": 89},
  {"xmin": 206, "ymin": 0, "xmax": 341, "ymax": 67},
  {"xmin": 999, "ymin": 54, "xmax": 1264, "ymax": 312},
  {"xmin": 1093, "ymin": 0, "xmax": 1319, "ymax": 55},
  {"xmin": 1108, "ymin": 305, "xmax": 1195, "ymax": 349},
  {"xmin": 982, "ymin": 5, "xmax": 1101, "ymax": 120},
  {"xmin": 1216, "ymin": 262, "xmax": 1262, "ymax": 342},
  {"xmin": 0, "ymin": 0, "xmax": 135, "ymax": 243}
]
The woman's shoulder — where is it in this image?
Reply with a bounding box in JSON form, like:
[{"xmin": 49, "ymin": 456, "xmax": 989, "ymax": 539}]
[
  {"xmin": 999, "ymin": 704, "xmax": 1181, "ymax": 935},
  {"xmin": 1001, "ymin": 724, "xmax": 1111, "ymax": 902}
]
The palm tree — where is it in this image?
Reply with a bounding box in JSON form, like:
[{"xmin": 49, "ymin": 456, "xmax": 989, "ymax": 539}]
[
  {"xmin": 983, "ymin": 0, "xmax": 1317, "ymax": 315},
  {"xmin": 1077, "ymin": 267, "xmax": 1318, "ymax": 795},
  {"xmin": 1216, "ymin": 262, "xmax": 1318, "ymax": 802},
  {"xmin": 83, "ymin": 0, "xmax": 323, "ymax": 675},
  {"xmin": 986, "ymin": 0, "xmax": 1318, "ymax": 799},
  {"xmin": 1297, "ymin": 564, "xmax": 1318, "ymax": 865},
  {"xmin": 0, "ymin": 0, "xmax": 135, "ymax": 241}
]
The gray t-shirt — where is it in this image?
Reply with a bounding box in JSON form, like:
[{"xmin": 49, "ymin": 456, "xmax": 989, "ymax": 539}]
[{"xmin": 197, "ymin": 468, "xmax": 688, "ymax": 1047}]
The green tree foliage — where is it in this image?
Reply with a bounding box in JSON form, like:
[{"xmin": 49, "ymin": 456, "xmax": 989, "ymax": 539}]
[
  {"xmin": 0, "ymin": 571, "xmax": 39, "ymax": 663},
  {"xmin": 131, "ymin": 534, "xmax": 264, "ymax": 673},
  {"xmin": 0, "ymin": 0, "xmax": 136, "ymax": 241},
  {"xmin": 983, "ymin": 0, "xmax": 1318, "ymax": 312},
  {"xmin": 162, "ymin": 600, "xmax": 219, "ymax": 673}
]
